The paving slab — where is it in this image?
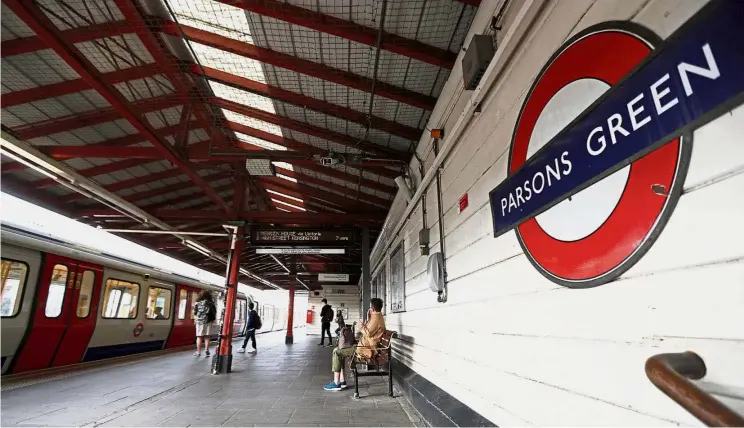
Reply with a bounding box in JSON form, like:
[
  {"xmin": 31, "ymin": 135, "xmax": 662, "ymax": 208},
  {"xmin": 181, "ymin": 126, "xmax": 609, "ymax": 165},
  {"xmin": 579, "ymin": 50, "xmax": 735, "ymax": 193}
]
[{"xmin": 1, "ymin": 330, "xmax": 417, "ymax": 427}]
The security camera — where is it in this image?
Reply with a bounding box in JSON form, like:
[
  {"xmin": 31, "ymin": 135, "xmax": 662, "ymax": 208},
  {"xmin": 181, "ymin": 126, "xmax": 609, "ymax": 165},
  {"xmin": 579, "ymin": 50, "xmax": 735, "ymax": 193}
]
[{"xmin": 144, "ymin": 273, "xmax": 150, "ymax": 280}]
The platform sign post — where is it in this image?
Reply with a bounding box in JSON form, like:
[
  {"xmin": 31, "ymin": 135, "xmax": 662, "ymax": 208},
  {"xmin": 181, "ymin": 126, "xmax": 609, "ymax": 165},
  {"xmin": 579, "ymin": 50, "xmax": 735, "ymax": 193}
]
[{"xmin": 212, "ymin": 226, "xmax": 244, "ymax": 374}]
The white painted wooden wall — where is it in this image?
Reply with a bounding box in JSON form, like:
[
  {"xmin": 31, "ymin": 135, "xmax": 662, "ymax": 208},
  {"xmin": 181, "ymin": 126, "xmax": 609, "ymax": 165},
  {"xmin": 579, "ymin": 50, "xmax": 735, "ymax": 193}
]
[
  {"xmin": 371, "ymin": 0, "xmax": 744, "ymax": 425},
  {"xmin": 306, "ymin": 285, "xmax": 361, "ymax": 335}
]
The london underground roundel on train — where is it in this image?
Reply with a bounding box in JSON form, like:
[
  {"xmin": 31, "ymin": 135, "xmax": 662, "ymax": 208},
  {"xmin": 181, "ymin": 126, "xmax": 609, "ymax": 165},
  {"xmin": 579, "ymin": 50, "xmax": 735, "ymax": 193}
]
[{"xmin": 509, "ymin": 23, "xmax": 691, "ymax": 288}]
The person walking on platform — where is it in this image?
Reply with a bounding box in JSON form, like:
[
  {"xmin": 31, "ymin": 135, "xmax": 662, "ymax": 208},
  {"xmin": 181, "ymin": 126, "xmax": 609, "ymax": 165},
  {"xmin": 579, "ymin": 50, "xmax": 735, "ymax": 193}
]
[
  {"xmin": 324, "ymin": 298, "xmax": 386, "ymax": 391},
  {"xmin": 193, "ymin": 290, "xmax": 216, "ymax": 358},
  {"xmin": 318, "ymin": 299, "xmax": 334, "ymax": 347},
  {"xmin": 238, "ymin": 302, "xmax": 261, "ymax": 354}
]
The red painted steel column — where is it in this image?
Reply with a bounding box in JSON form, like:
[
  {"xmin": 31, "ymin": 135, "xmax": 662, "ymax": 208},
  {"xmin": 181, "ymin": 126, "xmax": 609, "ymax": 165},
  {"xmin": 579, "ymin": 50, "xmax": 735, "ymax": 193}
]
[
  {"xmin": 285, "ymin": 285, "xmax": 295, "ymax": 344},
  {"xmin": 213, "ymin": 227, "xmax": 244, "ymax": 374}
]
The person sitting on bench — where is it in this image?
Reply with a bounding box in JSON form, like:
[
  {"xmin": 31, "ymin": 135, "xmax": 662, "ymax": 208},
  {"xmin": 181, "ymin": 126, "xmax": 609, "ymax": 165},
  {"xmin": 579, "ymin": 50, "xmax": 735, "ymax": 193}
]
[{"xmin": 324, "ymin": 298, "xmax": 385, "ymax": 391}]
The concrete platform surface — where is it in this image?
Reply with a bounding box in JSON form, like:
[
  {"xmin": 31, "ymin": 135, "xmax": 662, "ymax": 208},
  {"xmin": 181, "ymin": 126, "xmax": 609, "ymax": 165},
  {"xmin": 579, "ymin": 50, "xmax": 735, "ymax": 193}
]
[{"xmin": 1, "ymin": 330, "xmax": 420, "ymax": 427}]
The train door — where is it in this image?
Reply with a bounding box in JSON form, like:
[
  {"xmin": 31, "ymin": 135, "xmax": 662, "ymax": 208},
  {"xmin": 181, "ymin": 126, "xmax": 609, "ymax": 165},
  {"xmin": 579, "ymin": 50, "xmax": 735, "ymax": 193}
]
[
  {"xmin": 13, "ymin": 255, "xmax": 102, "ymax": 372},
  {"xmin": 52, "ymin": 261, "xmax": 103, "ymax": 367},
  {"xmin": 165, "ymin": 285, "xmax": 194, "ymax": 348}
]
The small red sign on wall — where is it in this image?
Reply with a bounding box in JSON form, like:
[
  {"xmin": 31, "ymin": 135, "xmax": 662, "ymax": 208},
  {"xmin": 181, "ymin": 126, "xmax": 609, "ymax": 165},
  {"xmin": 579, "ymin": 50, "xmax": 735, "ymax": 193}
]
[{"xmin": 459, "ymin": 193, "xmax": 469, "ymax": 213}]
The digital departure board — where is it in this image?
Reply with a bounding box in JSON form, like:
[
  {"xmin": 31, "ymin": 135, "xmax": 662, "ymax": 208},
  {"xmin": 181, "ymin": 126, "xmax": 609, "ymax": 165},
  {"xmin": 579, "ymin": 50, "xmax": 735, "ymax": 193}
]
[{"xmin": 250, "ymin": 229, "xmax": 354, "ymax": 245}]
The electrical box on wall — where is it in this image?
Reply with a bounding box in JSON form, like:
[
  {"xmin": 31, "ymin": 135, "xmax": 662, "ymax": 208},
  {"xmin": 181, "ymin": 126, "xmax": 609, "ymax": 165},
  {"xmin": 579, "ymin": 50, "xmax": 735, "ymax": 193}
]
[
  {"xmin": 462, "ymin": 35, "xmax": 495, "ymax": 90},
  {"xmin": 419, "ymin": 229, "xmax": 430, "ymax": 256}
]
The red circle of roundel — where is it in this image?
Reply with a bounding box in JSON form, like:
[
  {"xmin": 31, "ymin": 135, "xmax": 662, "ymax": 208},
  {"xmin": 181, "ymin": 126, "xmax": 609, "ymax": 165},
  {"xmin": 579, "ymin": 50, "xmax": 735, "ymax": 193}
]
[{"xmin": 510, "ymin": 26, "xmax": 687, "ymax": 287}]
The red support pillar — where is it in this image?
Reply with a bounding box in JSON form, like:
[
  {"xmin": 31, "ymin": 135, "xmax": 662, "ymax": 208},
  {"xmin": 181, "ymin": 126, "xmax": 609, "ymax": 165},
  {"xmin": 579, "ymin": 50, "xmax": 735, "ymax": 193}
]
[
  {"xmin": 285, "ymin": 285, "xmax": 295, "ymax": 344},
  {"xmin": 212, "ymin": 227, "xmax": 244, "ymax": 374}
]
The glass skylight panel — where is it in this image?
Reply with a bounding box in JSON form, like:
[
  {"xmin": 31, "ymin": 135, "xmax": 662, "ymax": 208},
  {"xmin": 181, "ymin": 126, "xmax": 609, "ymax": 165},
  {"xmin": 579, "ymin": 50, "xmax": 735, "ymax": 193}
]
[
  {"xmin": 271, "ymin": 198, "xmax": 306, "ymax": 212},
  {"xmin": 266, "ymin": 189, "xmax": 303, "ymax": 203},
  {"xmin": 188, "ymin": 42, "xmax": 267, "ymax": 84},
  {"xmin": 209, "ymin": 81, "xmax": 276, "ymax": 114},
  {"xmin": 222, "ymin": 110, "xmax": 283, "ymax": 136},
  {"xmin": 245, "ymin": 158, "xmax": 275, "ymax": 176},
  {"xmin": 272, "ymin": 161, "xmax": 294, "ymax": 171},
  {"xmin": 234, "ymin": 132, "xmax": 286, "ymax": 151},
  {"xmin": 167, "ymin": 0, "xmax": 256, "ymax": 45}
]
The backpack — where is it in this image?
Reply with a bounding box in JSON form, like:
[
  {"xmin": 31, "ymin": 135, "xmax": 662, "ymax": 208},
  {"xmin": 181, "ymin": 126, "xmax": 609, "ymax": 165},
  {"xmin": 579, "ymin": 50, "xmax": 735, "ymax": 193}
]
[
  {"xmin": 338, "ymin": 325, "xmax": 354, "ymax": 349},
  {"xmin": 253, "ymin": 311, "xmax": 262, "ymax": 330},
  {"xmin": 206, "ymin": 301, "xmax": 217, "ymax": 323}
]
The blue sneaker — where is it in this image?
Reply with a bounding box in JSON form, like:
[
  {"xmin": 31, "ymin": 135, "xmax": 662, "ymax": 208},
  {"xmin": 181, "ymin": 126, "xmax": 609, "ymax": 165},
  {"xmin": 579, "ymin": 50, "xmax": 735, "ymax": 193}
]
[
  {"xmin": 323, "ymin": 382, "xmax": 342, "ymax": 391},
  {"xmin": 339, "ymin": 381, "xmax": 348, "ymax": 389}
]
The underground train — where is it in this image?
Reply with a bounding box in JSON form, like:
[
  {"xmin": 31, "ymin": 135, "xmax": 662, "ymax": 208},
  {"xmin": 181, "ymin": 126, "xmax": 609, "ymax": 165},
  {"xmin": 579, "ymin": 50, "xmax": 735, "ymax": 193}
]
[{"xmin": 0, "ymin": 223, "xmax": 285, "ymax": 375}]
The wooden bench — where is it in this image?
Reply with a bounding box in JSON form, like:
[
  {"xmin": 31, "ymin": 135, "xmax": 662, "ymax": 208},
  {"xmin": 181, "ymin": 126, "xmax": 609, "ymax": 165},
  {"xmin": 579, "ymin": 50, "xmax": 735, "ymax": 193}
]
[{"xmin": 350, "ymin": 330, "xmax": 397, "ymax": 399}]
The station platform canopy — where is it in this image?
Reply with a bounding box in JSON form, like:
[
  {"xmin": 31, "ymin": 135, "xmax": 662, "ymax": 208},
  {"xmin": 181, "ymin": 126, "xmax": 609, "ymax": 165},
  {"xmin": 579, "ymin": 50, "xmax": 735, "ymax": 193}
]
[{"xmin": 0, "ymin": 0, "xmax": 479, "ymax": 290}]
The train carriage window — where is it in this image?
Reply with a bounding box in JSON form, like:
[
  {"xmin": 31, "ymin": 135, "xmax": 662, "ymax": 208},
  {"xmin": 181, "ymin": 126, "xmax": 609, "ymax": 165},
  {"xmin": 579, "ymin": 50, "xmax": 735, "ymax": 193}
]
[
  {"xmin": 178, "ymin": 289, "xmax": 188, "ymax": 319},
  {"xmin": 146, "ymin": 286, "xmax": 172, "ymax": 319},
  {"xmin": 1, "ymin": 259, "xmax": 29, "ymax": 317},
  {"xmin": 45, "ymin": 265, "xmax": 68, "ymax": 318},
  {"xmin": 75, "ymin": 270, "xmax": 96, "ymax": 318},
  {"xmin": 102, "ymin": 279, "xmax": 139, "ymax": 319}
]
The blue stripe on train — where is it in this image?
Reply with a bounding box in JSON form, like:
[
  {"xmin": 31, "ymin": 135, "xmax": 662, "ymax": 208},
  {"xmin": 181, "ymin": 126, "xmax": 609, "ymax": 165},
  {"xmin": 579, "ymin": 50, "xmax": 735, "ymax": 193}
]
[{"xmin": 83, "ymin": 340, "xmax": 165, "ymax": 362}]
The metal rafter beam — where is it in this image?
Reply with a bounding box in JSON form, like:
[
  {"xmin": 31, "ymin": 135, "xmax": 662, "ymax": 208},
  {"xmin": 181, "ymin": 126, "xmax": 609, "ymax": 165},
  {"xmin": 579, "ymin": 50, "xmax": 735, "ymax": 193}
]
[
  {"xmin": 60, "ymin": 167, "xmax": 185, "ymax": 203},
  {"xmin": 32, "ymin": 158, "xmax": 145, "ymax": 188},
  {"xmin": 286, "ymin": 159, "xmax": 395, "ymax": 194},
  {"xmin": 273, "ymin": 166, "xmax": 391, "ymax": 206},
  {"xmin": 259, "ymin": 177, "xmax": 385, "ymax": 212},
  {"xmin": 78, "ymin": 209, "xmax": 386, "ymax": 224},
  {"xmin": 11, "ymin": 94, "xmax": 182, "ymax": 141},
  {"xmin": 225, "ymin": 121, "xmax": 324, "ymax": 156},
  {"xmin": 193, "ymin": 65, "xmax": 421, "ymax": 141},
  {"xmin": 39, "ymin": 143, "xmax": 310, "ymax": 162},
  {"xmin": 0, "ymin": 20, "xmax": 128, "ymax": 57},
  {"xmin": 142, "ymin": 183, "xmax": 235, "ymax": 211},
  {"xmin": 156, "ymin": 18, "xmax": 436, "ymax": 111},
  {"xmin": 213, "ymin": 97, "xmax": 407, "ymax": 160},
  {"xmin": 215, "ymin": 0, "xmax": 457, "ymax": 68},
  {"xmin": 2, "ymin": 60, "xmax": 422, "ymax": 142},
  {"xmin": 5, "ymin": 0, "xmax": 234, "ymax": 217},
  {"xmin": 114, "ymin": 0, "xmax": 231, "ymax": 148},
  {"xmin": 123, "ymin": 172, "xmax": 227, "ymax": 204},
  {"xmin": 1, "ymin": 63, "xmax": 162, "ymax": 107}
]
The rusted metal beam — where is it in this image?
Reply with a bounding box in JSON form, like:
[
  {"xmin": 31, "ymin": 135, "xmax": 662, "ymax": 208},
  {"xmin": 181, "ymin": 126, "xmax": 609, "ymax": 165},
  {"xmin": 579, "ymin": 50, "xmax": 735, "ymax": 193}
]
[
  {"xmin": 259, "ymin": 177, "xmax": 385, "ymax": 212},
  {"xmin": 287, "ymin": 159, "xmax": 396, "ymax": 194},
  {"xmin": 193, "ymin": 65, "xmax": 421, "ymax": 141},
  {"xmin": 156, "ymin": 18, "xmax": 436, "ymax": 111},
  {"xmin": 213, "ymin": 97, "xmax": 408, "ymax": 160},
  {"xmin": 0, "ymin": 63, "xmax": 162, "ymax": 107},
  {"xmin": 215, "ymin": 0, "xmax": 456, "ymax": 68},
  {"xmin": 646, "ymin": 352, "xmax": 744, "ymax": 427},
  {"xmin": 274, "ymin": 166, "xmax": 391, "ymax": 206},
  {"xmin": 78, "ymin": 209, "xmax": 386, "ymax": 224},
  {"xmin": 11, "ymin": 94, "xmax": 182, "ymax": 141},
  {"xmin": 0, "ymin": 20, "xmax": 129, "ymax": 57},
  {"xmin": 6, "ymin": 0, "xmax": 234, "ymax": 216}
]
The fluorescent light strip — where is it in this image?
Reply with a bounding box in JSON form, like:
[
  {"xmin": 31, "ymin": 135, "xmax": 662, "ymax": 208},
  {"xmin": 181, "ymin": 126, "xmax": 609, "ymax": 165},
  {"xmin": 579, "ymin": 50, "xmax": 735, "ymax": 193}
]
[
  {"xmin": 271, "ymin": 198, "xmax": 306, "ymax": 211},
  {"xmin": 266, "ymin": 189, "xmax": 303, "ymax": 203},
  {"xmin": 276, "ymin": 173, "xmax": 297, "ymax": 183},
  {"xmin": 1, "ymin": 147, "xmax": 57, "ymax": 179}
]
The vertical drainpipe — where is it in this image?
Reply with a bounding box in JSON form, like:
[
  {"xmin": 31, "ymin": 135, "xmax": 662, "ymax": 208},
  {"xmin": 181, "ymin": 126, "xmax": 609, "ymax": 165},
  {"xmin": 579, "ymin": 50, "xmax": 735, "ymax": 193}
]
[{"xmin": 433, "ymin": 140, "xmax": 448, "ymax": 303}]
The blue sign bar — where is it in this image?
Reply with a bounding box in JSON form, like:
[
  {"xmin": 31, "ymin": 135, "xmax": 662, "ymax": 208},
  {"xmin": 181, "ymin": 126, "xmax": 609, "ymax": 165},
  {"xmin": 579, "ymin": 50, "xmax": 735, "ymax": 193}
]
[{"xmin": 489, "ymin": 0, "xmax": 744, "ymax": 238}]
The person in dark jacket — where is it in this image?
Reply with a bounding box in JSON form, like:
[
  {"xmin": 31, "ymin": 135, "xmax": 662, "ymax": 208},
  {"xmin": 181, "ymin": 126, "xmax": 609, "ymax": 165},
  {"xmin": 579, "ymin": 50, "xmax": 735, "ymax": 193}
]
[
  {"xmin": 318, "ymin": 299, "xmax": 333, "ymax": 347},
  {"xmin": 238, "ymin": 302, "xmax": 258, "ymax": 354}
]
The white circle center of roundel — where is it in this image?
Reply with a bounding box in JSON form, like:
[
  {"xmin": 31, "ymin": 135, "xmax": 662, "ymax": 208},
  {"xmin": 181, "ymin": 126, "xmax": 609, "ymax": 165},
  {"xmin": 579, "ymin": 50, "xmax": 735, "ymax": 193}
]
[{"xmin": 527, "ymin": 78, "xmax": 630, "ymax": 242}]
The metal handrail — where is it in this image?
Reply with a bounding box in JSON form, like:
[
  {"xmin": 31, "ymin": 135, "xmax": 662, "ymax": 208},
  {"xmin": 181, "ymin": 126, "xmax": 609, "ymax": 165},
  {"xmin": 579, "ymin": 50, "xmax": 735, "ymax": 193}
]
[{"xmin": 645, "ymin": 352, "xmax": 744, "ymax": 426}]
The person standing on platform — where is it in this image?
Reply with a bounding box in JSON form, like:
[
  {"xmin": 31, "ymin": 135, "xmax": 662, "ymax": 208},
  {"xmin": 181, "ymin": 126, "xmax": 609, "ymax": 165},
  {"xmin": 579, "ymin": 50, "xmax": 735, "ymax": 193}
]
[
  {"xmin": 238, "ymin": 302, "xmax": 261, "ymax": 354},
  {"xmin": 318, "ymin": 299, "xmax": 334, "ymax": 347},
  {"xmin": 324, "ymin": 298, "xmax": 385, "ymax": 391},
  {"xmin": 193, "ymin": 290, "xmax": 216, "ymax": 358}
]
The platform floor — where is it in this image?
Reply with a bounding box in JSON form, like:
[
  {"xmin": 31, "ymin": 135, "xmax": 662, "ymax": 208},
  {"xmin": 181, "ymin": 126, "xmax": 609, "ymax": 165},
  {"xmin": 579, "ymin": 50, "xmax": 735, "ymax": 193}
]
[{"xmin": 1, "ymin": 330, "xmax": 420, "ymax": 427}]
